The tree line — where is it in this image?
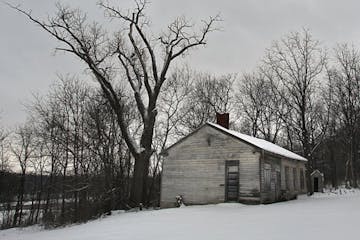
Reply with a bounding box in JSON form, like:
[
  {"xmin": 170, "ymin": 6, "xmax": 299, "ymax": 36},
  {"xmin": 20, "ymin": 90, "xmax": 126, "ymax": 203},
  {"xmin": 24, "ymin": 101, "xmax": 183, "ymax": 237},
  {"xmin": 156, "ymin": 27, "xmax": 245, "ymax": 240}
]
[{"xmin": 1, "ymin": 0, "xmax": 359, "ymax": 229}]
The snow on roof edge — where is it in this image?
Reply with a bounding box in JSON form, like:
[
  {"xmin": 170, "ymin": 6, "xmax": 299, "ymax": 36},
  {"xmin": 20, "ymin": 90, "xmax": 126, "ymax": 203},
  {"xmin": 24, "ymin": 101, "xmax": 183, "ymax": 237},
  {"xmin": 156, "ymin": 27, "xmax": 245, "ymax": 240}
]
[{"xmin": 207, "ymin": 122, "xmax": 307, "ymax": 162}]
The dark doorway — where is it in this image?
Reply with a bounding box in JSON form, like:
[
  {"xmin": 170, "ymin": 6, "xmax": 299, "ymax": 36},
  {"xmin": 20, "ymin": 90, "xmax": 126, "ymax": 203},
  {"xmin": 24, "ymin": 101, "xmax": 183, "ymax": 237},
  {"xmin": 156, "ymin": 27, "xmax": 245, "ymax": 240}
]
[
  {"xmin": 314, "ymin": 177, "xmax": 319, "ymax": 192},
  {"xmin": 225, "ymin": 160, "xmax": 239, "ymax": 201}
]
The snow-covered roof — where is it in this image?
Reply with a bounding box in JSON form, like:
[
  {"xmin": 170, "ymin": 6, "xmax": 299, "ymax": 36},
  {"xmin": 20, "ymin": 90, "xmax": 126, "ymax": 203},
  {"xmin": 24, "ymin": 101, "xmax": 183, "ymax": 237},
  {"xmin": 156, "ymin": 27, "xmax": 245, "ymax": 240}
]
[{"xmin": 207, "ymin": 122, "xmax": 307, "ymax": 162}]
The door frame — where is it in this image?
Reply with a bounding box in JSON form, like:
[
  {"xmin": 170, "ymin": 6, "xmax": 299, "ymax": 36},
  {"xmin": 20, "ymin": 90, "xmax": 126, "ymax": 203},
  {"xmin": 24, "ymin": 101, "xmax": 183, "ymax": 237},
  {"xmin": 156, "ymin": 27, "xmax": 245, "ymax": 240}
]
[
  {"xmin": 313, "ymin": 177, "xmax": 319, "ymax": 192},
  {"xmin": 225, "ymin": 160, "xmax": 239, "ymax": 202}
]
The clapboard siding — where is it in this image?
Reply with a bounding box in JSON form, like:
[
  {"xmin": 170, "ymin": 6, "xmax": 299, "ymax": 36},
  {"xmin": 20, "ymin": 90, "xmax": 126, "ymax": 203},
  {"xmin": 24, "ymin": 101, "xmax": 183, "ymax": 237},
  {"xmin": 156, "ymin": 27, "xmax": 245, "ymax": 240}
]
[
  {"xmin": 281, "ymin": 158, "xmax": 307, "ymax": 195},
  {"xmin": 259, "ymin": 153, "xmax": 307, "ymax": 203},
  {"xmin": 161, "ymin": 125, "xmax": 260, "ymax": 208},
  {"xmin": 260, "ymin": 154, "xmax": 281, "ymax": 203}
]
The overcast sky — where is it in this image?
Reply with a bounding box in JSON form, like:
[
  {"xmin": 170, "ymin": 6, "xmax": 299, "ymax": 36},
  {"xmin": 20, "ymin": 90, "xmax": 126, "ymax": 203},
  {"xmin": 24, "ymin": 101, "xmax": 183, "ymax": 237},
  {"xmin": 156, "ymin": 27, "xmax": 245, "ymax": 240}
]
[{"xmin": 1, "ymin": 0, "xmax": 360, "ymax": 128}]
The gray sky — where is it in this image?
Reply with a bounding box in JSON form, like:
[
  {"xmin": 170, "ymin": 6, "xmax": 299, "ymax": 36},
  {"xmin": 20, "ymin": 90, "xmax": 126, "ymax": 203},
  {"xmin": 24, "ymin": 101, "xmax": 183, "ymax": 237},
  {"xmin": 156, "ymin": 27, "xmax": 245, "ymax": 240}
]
[{"xmin": 1, "ymin": 0, "xmax": 360, "ymax": 128}]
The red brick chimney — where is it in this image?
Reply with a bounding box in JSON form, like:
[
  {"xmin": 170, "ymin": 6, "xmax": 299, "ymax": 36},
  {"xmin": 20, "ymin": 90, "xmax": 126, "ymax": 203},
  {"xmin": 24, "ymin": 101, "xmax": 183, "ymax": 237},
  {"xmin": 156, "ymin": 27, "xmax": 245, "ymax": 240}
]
[{"xmin": 216, "ymin": 113, "xmax": 229, "ymax": 129}]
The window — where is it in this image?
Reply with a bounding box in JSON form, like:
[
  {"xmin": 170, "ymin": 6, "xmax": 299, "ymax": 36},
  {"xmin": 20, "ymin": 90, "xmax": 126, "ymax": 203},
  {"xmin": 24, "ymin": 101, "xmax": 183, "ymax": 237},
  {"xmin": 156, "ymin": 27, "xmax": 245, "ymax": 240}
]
[
  {"xmin": 293, "ymin": 168, "xmax": 297, "ymax": 190},
  {"xmin": 285, "ymin": 166, "xmax": 290, "ymax": 190},
  {"xmin": 264, "ymin": 164, "xmax": 271, "ymax": 190},
  {"xmin": 300, "ymin": 169, "xmax": 305, "ymax": 190}
]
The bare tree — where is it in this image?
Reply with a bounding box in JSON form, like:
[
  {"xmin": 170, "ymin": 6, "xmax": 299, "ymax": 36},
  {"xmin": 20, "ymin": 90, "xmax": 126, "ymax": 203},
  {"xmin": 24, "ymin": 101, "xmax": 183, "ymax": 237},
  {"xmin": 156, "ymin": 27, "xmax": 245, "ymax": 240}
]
[
  {"xmin": 236, "ymin": 70, "xmax": 285, "ymax": 143},
  {"xmin": 146, "ymin": 67, "xmax": 193, "ymax": 204},
  {"xmin": 0, "ymin": 124, "xmax": 10, "ymax": 172},
  {"xmin": 10, "ymin": 123, "xmax": 36, "ymax": 226},
  {"xmin": 321, "ymin": 69, "xmax": 341, "ymax": 188},
  {"xmin": 30, "ymin": 86, "xmax": 65, "ymax": 219},
  {"xmin": 179, "ymin": 72, "xmax": 235, "ymax": 133},
  {"xmin": 262, "ymin": 29, "xmax": 327, "ymax": 193},
  {"xmin": 11, "ymin": 1, "xmax": 219, "ymax": 205},
  {"xmin": 27, "ymin": 75, "xmax": 143, "ymax": 223},
  {"xmin": 0, "ymin": 116, "xmax": 12, "ymax": 228},
  {"xmin": 157, "ymin": 66, "xmax": 193, "ymax": 142},
  {"xmin": 85, "ymin": 91, "xmax": 135, "ymax": 212},
  {"xmin": 328, "ymin": 43, "xmax": 360, "ymax": 187}
]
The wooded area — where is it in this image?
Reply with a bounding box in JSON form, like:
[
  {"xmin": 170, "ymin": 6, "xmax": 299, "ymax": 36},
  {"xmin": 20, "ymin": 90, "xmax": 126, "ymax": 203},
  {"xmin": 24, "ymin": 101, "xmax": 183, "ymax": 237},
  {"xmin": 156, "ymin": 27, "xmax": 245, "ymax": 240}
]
[{"xmin": 1, "ymin": 0, "xmax": 360, "ymax": 229}]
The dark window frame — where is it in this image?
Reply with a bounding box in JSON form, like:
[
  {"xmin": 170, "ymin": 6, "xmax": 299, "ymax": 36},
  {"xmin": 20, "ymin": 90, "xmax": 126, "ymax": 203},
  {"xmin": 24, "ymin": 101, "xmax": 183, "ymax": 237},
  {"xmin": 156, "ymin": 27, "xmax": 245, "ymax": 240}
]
[
  {"xmin": 285, "ymin": 166, "xmax": 290, "ymax": 190},
  {"xmin": 264, "ymin": 163, "xmax": 271, "ymax": 191},
  {"xmin": 293, "ymin": 168, "xmax": 297, "ymax": 190}
]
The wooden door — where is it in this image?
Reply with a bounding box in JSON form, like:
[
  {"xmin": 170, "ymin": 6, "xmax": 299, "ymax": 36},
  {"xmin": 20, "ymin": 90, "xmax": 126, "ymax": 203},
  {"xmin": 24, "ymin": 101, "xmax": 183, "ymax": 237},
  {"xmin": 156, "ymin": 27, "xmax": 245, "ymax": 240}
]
[{"xmin": 225, "ymin": 160, "xmax": 239, "ymax": 201}]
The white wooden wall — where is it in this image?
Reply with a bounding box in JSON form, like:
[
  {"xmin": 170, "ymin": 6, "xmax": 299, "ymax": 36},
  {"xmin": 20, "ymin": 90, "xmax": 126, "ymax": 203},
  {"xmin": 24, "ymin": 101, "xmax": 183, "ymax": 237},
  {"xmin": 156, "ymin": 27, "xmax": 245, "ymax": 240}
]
[{"xmin": 161, "ymin": 125, "xmax": 261, "ymax": 208}]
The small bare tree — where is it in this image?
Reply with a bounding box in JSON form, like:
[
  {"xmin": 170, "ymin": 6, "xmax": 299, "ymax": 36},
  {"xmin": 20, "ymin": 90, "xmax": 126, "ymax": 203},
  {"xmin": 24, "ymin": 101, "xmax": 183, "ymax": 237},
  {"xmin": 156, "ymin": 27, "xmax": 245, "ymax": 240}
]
[
  {"xmin": 10, "ymin": 123, "xmax": 36, "ymax": 226},
  {"xmin": 0, "ymin": 125, "xmax": 10, "ymax": 172},
  {"xmin": 29, "ymin": 143, "xmax": 48, "ymax": 224}
]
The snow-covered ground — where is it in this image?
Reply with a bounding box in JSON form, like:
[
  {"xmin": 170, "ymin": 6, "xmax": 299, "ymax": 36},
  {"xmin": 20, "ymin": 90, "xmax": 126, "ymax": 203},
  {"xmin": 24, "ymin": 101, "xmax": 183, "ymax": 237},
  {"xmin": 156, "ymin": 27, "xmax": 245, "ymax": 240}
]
[{"xmin": 1, "ymin": 189, "xmax": 359, "ymax": 240}]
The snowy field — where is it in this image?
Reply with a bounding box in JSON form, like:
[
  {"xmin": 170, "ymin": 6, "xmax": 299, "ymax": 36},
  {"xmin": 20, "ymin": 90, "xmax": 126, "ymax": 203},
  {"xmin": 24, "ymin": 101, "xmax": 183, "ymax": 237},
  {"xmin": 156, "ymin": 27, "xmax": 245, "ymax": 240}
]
[{"xmin": 1, "ymin": 189, "xmax": 359, "ymax": 240}]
